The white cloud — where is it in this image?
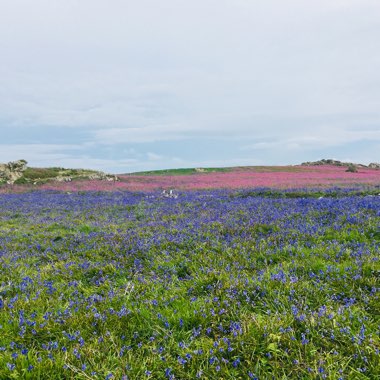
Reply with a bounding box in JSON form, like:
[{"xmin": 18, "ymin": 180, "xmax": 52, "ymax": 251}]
[
  {"xmin": 242, "ymin": 128, "xmax": 380, "ymax": 151},
  {"xmin": 94, "ymin": 125, "xmax": 189, "ymax": 144},
  {"xmin": 0, "ymin": 144, "xmax": 81, "ymax": 164},
  {"xmin": 0, "ymin": 144, "xmax": 142, "ymax": 171},
  {"xmin": 56, "ymin": 158, "xmax": 139, "ymax": 172}
]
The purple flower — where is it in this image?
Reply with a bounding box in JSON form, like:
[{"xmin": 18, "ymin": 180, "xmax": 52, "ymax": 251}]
[
  {"xmin": 164, "ymin": 368, "xmax": 173, "ymax": 379},
  {"xmin": 7, "ymin": 363, "xmax": 15, "ymax": 370}
]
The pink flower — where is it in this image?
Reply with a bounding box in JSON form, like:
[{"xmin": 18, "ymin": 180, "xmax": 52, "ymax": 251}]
[{"xmin": 2, "ymin": 165, "xmax": 379, "ymax": 192}]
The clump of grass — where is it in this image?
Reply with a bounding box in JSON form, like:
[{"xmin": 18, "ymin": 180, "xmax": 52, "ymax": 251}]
[{"xmin": 346, "ymin": 164, "xmax": 358, "ymax": 173}]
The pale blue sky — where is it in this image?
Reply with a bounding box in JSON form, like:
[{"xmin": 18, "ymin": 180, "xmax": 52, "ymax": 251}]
[{"xmin": 1, "ymin": 0, "xmax": 379, "ymax": 172}]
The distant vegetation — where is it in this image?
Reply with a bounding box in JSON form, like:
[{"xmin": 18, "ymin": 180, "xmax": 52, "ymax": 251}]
[
  {"xmin": 131, "ymin": 166, "xmax": 310, "ymax": 175},
  {"xmin": 302, "ymin": 158, "xmax": 380, "ymax": 169},
  {"xmin": 1, "ymin": 158, "xmax": 379, "ymax": 191},
  {"xmin": 23, "ymin": 167, "xmax": 78, "ymax": 180},
  {"xmin": 131, "ymin": 167, "xmax": 231, "ymax": 176},
  {"xmin": 14, "ymin": 167, "xmax": 100, "ymax": 184},
  {"xmin": 346, "ymin": 164, "xmax": 358, "ymax": 173}
]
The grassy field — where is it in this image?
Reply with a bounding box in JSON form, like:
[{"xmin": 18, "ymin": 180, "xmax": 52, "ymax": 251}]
[
  {"xmin": 0, "ymin": 188, "xmax": 379, "ymax": 379},
  {"xmin": 129, "ymin": 166, "xmax": 312, "ymax": 176},
  {"xmin": 130, "ymin": 167, "xmax": 232, "ymax": 176},
  {"xmin": 12, "ymin": 168, "xmax": 102, "ymax": 186}
]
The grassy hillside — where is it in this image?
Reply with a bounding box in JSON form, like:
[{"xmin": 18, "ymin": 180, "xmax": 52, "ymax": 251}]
[
  {"xmin": 131, "ymin": 167, "xmax": 232, "ymax": 176},
  {"xmin": 14, "ymin": 167, "xmax": 100, "ymax": 184},
  {"xmin": 129, "ymin": 166, "xmax": 311, "ymax": 176}
]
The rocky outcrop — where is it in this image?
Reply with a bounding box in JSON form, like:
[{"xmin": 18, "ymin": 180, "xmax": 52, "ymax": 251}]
[
  {"xmin": 162, "ymin": 189, "xmax": 178, "ymax": 199},
  {"xmin": 301, "ymin": 159, "xmax": 376, "ymax": 169},
  {"xmin": 88, "ymin": 172, "xmax": 119, "ymax": 181},
  {"xmin": 105, "ymin": 175, "xmax": 119, "ymax": 182},
  {"xmin": 55, "ymin": 176, "xmax": 72, "ymax": 182},
  {"xmin": 0, "ymin": 159, "xmax": 27, "ymax": 184},
  {"xmin": 88, "ymin": 172, "xmax": 119, "ymax": 182},
  {"xmin": 301, "ymin": 159, "xmax": 347, "ymax": 167},
  {"xmin": 0, "ymin": 161, "xmax": 121, "ymax": 186},
  {"xmin": 88, "ymin": 173, "xmax": 106, "ymax": 180}
]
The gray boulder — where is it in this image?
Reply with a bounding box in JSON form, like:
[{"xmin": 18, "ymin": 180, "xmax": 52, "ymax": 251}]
[
  {"xmin": 88, "ymin": 172, "xmax": 119, "ymax": 181},
  {"xmin": 55, "ymin": 176, "xmax": 72, "ymax": 182},
  {"xmin": 162, "ymin": 189, "xmax": 178, "ymax": 199}
]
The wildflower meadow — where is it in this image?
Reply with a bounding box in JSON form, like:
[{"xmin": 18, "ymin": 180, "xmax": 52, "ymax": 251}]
[{"xmin": 0, "ymin": 184, "xmax": 380, "ymax": 379}]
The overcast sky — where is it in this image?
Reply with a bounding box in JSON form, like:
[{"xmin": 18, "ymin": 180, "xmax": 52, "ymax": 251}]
[{"xmin": 1, "ymin": 0, "xmax": 379, "ymax": 172}]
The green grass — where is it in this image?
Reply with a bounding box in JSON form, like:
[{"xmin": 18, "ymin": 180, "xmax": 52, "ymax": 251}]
[
  {"xmin": 12, "ymin": 167, "xmax": 101, "ymax": 184},
  {"xmin": 129, "ymin": 166, "xmax": 308, "ymax": 176},
  {"xmin": 131, "ymin": 167, "xmax": 232, "ymax": 176},
  {"xmin": 23, "ymin": 167, "xmax": 66, "ymax": 180}
]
